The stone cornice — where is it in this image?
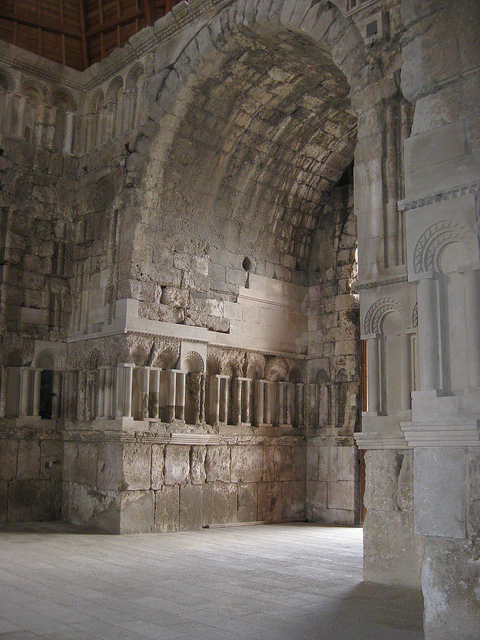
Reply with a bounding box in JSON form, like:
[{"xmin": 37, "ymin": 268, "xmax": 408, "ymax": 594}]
[
  {"xmin": 352, "ymin": 274, "xmax": 407, "ymax": 291},
  {"xmin": 354, "ymin": 430, "xmax": 410, "ymax": 450},
  {"xmin": 401, "ymin": 421, "xmax": 480, "ymax": 448},
  {"xmin": 398, "ymin": 180, "xmax": 480, "ymax": 212}
]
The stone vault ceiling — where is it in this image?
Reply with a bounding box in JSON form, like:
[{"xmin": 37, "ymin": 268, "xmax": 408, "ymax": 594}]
[{"xmin": 0, "ymin": 0, "xmax": 181, "ymax": 69}]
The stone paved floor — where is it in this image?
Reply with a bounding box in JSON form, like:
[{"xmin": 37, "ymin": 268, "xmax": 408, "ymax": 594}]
[{"xmin": 0, "ymin": 522, "xmax": 424, "ymax": 640}]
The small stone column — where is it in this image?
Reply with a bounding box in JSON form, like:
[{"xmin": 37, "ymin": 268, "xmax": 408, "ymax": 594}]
[
  {"xmin": 149, "ymin": 368, "xmax": 160, "ymax": 419},
  {"xmin": 104, "ymin": 367, "xmax": 113, "ymax": 418},
  {"xmin": 400, "ymin": 333, "xmax": 413, "ymax": 411},
  {"xmin": 115, "ymin": 363, "xmax": 134, "ymax": 418},
  {"xmin": 239, "ymin": 378, "xmax": 251, "ymax": 424},
  {"xmin": 98, "ymin": 367, "xmax": 106, "ymax": 417},
  {"xmin": 231, "ymin": 378, "xmax": 242, "ymax": 425},
  {"xmin": 462, "ymin": 267, "xmax": 480, "ymax": 387},
  {"xmin": 364, "ymin": 334, "xmax": 380, "ymax": 413},
  {"xmin": 161, "ymin": 369, "xmax": 176, "ymax": 422},
  {"xmin": 19, "ymin": 367, "xmax": 31, "ymax": 417},
  {"xmin": 32, "ymin": 369, "xmax": 41, "ymax": 416},
  {"xmin": 295, "ymin": 383, "xmax": 304, "ymax": 427},
  {"xmin": 254, "ymin": 379, "xmax": 265, "ymax": 426},
  {"xmin": 139, "ymin": 367, "xmax": 150, "ymax": 420},
  {"xmin": 416, "ymin": 273, "xmax": 441, "ymax": 391},
  {"xmin": 264, "ymin": 381, "xmax": 276, "ymax": 425},
  {"xmin": 63, "ymin": 112, "xmax": 75, "ymax": 154},
  {"xmin": 174, "ymin": 370, "xmax": 185, "ymax": 422}
]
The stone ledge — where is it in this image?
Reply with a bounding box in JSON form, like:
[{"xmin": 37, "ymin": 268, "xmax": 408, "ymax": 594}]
[{"xmin": 401, "ymin": 421, "xmax": 480, "ymax": 448}]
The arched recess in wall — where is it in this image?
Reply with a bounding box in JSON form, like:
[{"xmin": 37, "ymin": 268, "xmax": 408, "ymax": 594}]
[
  {"xmin": 87, "ymin": 89, "xmax": 105, "ymax": 151},
  {"xmin": 106, "ymin": 76, "xmax": 124, "ymax": 140},
  {"xmin": 125, "ymin": 63, "xmax": 145, "ymax": 131},
  {"xmin": 133, "ymin": 0, "xmax": 379, "ymax": 302},
  {"xmin": 52, "ymin": 89, "xmax": 78, "ymax": 154}
]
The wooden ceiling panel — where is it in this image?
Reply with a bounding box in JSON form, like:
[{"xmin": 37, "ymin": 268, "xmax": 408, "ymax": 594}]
[{"xmin": 0, "ymin": 0, "xmax": 181, "ymax": 70}]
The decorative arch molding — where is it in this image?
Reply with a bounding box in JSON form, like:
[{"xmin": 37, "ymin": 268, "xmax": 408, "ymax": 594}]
[
  {"xmin": 52, "ymin": 88, "xmax": 77, "ymax": 112},
  {"xmin": 106, "ymin": 76, "xmax": 124, "ymax": 102},
  {"xmin": 363, "ymin": 298, "xmax": 403, "ymax": 335},
  {"xmin": 181, "ymin": 351, "xmax": 205, "ymax": 373},
  {"xmin": 0, "ymin": 67, "xmax": 15, "ymax": 91},
  {"xmin": 89, "ymin": 89, "xmax": 104, "ymax": 113},
  {"xmin": 413, "ymin": 221, "xmax": 472, "ymax": 275},
  {"xmin": 126, "ymin": 63, "xmax": 144, "ymax": 89},
  {"xmin": 21, "ymin": 78, "xmax": 48, "ymax": 102}
]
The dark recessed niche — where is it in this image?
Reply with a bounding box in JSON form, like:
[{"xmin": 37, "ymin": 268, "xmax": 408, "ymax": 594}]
[{"xmin": 242, "ymin": 257, "xmax": 252, "ymax": 272}]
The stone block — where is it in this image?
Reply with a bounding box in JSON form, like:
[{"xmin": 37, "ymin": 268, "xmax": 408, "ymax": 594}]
[
  {"xmin": 190, "ymin": 445, "xmax": 206, "ymax": 484},
  {"xmin": 151, "ymin": 444, "xmax": 165, "ymax": 489},
  {"xmin": 292, "ymin": 446, "xmax": 306, "ymax": 481},
  {"xmin": 76, "ymin": 443, "xmax": 98, "ymax": 486},
  {"xmin": 0, "ymin": 480, "xmax": 7, "ymax": 522},
  {"xmin": 179, "ymin": 484, "xmax": 202, "ymax": 530},
  {"xmin": 40, "ymin": 440, "xmax": 63, "ymax": 480},
  {"xmin": 363, "ymin": 509, "xmax": 424, "ymax": 589},
  {"xmin": 164, "ymin": 445, "xmax": 190, "ymax": 485},
  {"xmin": 205, "ymin": 445, "xmax": 230, "ymax": 482},
  {"xmin": 63, "ymin": 442, "xmax": 78, "ymax": 483},
  {"xmin": 120, "ymin": 490, "xmax": 154, "ymax": 534},
  {"xmin": 422, "ymin": 536, "xmax": 480, "ymax": 640},
  {"xmin": 17, "ymin": 440, "xmax": 41, "ymax": 480},
  {"xmin": 154, "ymin": 485, "xmax": 180, "ymax": 532},
  {"xmin": 237, "ymin": 482, "xmax": 258, "ymax": 522},
  {"xmin": 263, "ymin": 446, "xmax": 275, "ymax": 482},
  {"xmin": 414, "ymin": 447, "xmax": 466, "ymax": 539},
  {"xmin": 202, "ymin": 482, "xmax": 237, "ymax": 526},
  {"xmin": 328, "ymin": 480, "xmax": 354, "ymax": 511},
  {"xmin": 364, "ymin": 450, "xmax": 403, "ymax": 512},
  {"xmin": 123, "ymin": 443, "xmax": 151, "ymax": 490},
  {"xmin": 8, "ymin": 479, "xmax": 60, "ymax": 522},
  {"xmin": 282, "ymin": 481, "xmax": 306, "ymax": 520},
  {"xmin": 306, "ymin": 480, "xmax": 328, "ymax": 520},
  {"xmin": 258, "ymin": 482, "xmax": 282, "ymax": 522},
  {"xmin": 66, "ymin": 482, "xmax": 120, "ymax": 533},
  {"xmin": 273, "ymin": 446, "xmax": 292, "ymax": 481},
  {"xmin": 306, "ymin": 446, "xmax": 319, "ymax": 481},
  {"xmin": 96, "ymin": 441, "xmax": 123, "ymax": 491},
  {"xmin": 0, "ymin": 440, "xmax": 18, "ymax": 481},
  {"xmin": 231, "ymin": 446, "xmax": 263, "ymax": 483}
]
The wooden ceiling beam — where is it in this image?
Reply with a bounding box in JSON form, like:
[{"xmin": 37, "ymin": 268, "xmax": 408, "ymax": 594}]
[
  {"xmin": 86, "ymin": 6, "xmax": 144, "ymax": 38},
  {"xmin": 0, "ymin": 9, "xmax": 82, "ymax": 39},
  {"xmin": 77, "ymin": 0, "xmax": 89, "ymax": 70}
]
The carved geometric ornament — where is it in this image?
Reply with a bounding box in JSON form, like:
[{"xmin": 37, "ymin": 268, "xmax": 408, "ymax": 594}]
[
  {"xmin": 364, "ymin": 298, "xmax": 402, "ymax": 335},
  {"xmin": 413, "ymin": 221, "xmax": 469, "ymax": 274}
]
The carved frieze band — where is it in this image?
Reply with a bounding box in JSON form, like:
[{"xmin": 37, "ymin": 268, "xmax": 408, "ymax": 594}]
[{"xmin": 398, "ymin": 180, "xmax": 480, "ymax": 212}]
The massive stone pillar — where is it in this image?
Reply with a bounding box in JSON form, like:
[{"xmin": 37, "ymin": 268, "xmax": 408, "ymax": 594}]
[{"xmin": 399, "ymin": 1, "xmax": 480, "ymax": 636}]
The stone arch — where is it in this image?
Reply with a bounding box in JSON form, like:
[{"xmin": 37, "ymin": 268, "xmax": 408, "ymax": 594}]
[
  {"xmin": 125, "ymin": 63, "xmax": 145, "ymax": 130},
  {"xmin": 21, "ymin": 78, "xmax": 47, "ymax": 103},
  {"xmin": 87, "ymin": 89, "xmax": 105, "ymax": 150},
  {"xmin": 132, "ymin": 0, "xmax": 378, "ymax": 294},
  {"xmin": 413, "ymin": 221, "xmax": 472, "ymax": 275},
  {"xmin": 52, "ymin": 88, "xmax": 77, "ymax": 112},
  {"xmin": 0, "ymin": 67, "xmax": 15, "ymax": 91},
  {"xmin": 364, "ymin": 298, "xmax": 403, "ymax": 335},
  {"xmin": 265, "ymin": 357, "xmax": 288, "ymax": 382},
  {"xmin": 181, "ymin": 351, "xmax": 204, "ymax": 373}
]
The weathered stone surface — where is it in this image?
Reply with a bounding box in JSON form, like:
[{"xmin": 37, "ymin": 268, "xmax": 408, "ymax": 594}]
[
  {"xmin": 164, "ymin": 445, "xmax": 190, "ymax": 485},
  {"xmin": 8, "ymin": 479, "xmax": 60, "ymax": 522},
  {"xmin": 237, "ymin": 482, "xmax": 258, "ymax": 522},
  {"xmin": 151, "ymin": 445, "xmax": 165, "ymax": 489},
  {"xmin": 0, "ymin": 441, "xmax": 17, "ymax": 481},
  {"xmin": 258, "ymin": 482, "xmax": 282, "ymax": 522},
  {"xmin": 154, "ymin": 484, "xmax": 180, "ymax": 532},
  {"xmin": 0, "ymin": 480, "xmax": 7, "ymax": 522},
  {"xmin": 76, "ymin": 444, "xmax": 98, "ymax": 486},
  {"xmin": 282, "ymin": 481, "xmax": 306, "ymax": 520},
  {"xmin": 363, "ymin": 510, "xmax": 424, "ymax": 589},
  {"xmin": 120, "ymin": 490, "xmax": 154, "ymax": 534},
  {"xmin": 123, "ymin": 443, "xmax": 151, "ymax": 490},
  {"xmin": 39, "ymin": 440, "xmax": 63, "ymax": 480},
  {"xmin": 203, "ymin": 481, "xmax": 237, "ymax": 526},
  {"xmin": 17, "ymin": 440, "xmax": 41, "ymax": 480},
  {"xmin": 190, "ymin": 445, "xmax": 206, "ymax": 484},
  {"xmin": 205, "ymin": 445, "xmax": 230, "ymax": 482},
  {"xmin": 179, "ymin": 484, "xmax": 202, "ymax": 530},
  {"xmin": 231, "ymin": 446, "xmax": 263, "ymax": 483},
  {"xmin": 96, "ymin": 442, "xmax": 123, "ymax": 491}
]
